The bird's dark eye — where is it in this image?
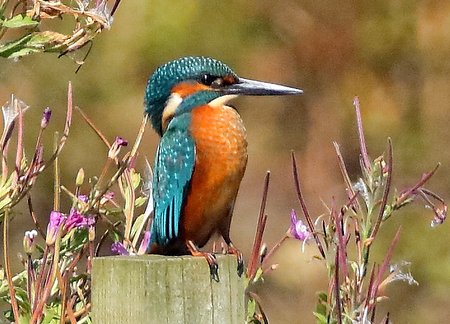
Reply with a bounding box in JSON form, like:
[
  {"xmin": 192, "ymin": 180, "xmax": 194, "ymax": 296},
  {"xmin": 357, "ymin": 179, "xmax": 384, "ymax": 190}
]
[{"xmin": 200, "ymin": 74, "xmax": 218, "ymax": 86}]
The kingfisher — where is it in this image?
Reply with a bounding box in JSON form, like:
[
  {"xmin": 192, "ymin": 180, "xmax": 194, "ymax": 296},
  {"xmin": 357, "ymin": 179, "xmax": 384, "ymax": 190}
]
[{"xmin": 145, "ymin": 56, "xmax": 302, "ymax": 280}]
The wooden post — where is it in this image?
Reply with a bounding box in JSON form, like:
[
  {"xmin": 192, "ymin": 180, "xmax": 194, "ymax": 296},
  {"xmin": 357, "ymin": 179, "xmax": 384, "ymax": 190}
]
[{"xmin": 91, "ymin": 254, "xmax": 245, "ymax": 323}]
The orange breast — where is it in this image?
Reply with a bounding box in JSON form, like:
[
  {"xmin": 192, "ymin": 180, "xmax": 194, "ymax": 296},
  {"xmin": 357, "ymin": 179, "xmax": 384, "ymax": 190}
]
[{"xmin": 182, "ymin": 104, "xmax": 248, "ymax": 246}]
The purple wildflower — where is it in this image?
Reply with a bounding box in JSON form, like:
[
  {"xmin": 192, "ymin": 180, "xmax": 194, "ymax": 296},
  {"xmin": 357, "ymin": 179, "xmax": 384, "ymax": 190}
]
[
  {"xmin": 138, "ymin": 231, "xmax": 151, "ymax": 255},
  {"xmin": 100, "ymin": 191, "xmax": 115, "ymax": 205},
  {"xmin": 111, "ymin": 242, "xmax": 129, "ymax": 255},
  {"xmin": 77, "ymin": 195, "xmax": 89, "ymax": 203},
  {"xmin": 108, "ymin": 136, "xmax": 128, "ymax": 159},
  {"xmin": 41, "ymin": 107, "xmax": 52, "ymax": 129},
  {"xmin": 115, "ymin": 136, "xmax": 128, "ymax": 147},
  {"xmin": 289, "ymin": 209, "xmax": 310, "ymax": 241},
  {"xmin": 289, "ymin": 209, "xmax": 311, "ymax": 252},
  {"xmin": 65, "ymin": 209, "xmax": 95, "ymax": 232},
  {"xmin": 46, "ymin": 211, "xmax": 65, "ymax": 245}
]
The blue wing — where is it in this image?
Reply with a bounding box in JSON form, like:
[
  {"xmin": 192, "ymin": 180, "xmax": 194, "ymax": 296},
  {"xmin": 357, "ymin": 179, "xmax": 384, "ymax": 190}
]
[{"xmin": 150, "ymin": 115, "xmax": 195, "ymax": 245}]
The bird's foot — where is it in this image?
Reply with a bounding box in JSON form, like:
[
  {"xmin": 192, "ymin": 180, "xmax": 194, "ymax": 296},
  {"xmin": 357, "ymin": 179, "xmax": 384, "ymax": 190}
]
[
  {"xmin": 227, "ymin": 243, "xmax": 244, "ymax": 277},
  {"xmin": 187, "ymin": 240, "xmax": 219, "ymax": 282}
]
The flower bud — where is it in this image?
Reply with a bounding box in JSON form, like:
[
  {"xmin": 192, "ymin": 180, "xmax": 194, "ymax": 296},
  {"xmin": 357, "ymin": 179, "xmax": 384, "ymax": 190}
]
[
  {"xmin": 138, "ymin": 231, "xmax": 151, "ymax": 255},
  {"xmin": 89, "ymin": 225, "xmax": 95, "ymax": 242},
  {"xmin": 76, "ymin": 168, "xmax": 85, "ymax": 186},
  {"xmin": 259, "ymin": 243, "xmax": 268, "ymax": 262},
  {"xmin": 41, "ymin": 107, "xmax": 52, "ymax": 129},
  {"xmin": 108, "ymin": 136, "xmax": 128, "ymax": 159},
  {"xmin": 23, "ymin": 230, "xmax": 38, "ymax": 255},
  {"xmin": 46, "ymin": 211, "xmax": 65, "ymax": 245}
]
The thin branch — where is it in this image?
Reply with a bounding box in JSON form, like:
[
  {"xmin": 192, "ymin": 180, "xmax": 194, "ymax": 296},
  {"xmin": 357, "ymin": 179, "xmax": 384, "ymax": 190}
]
[
  {"xmin": 111, "ymin": 0, "xmax": 122, "ymax": 16},
  {"xmin": 364, "ymin": 263, "xmax": 377, "ymax": 316},
  {"xmin": 335, "ymin": 249, "xmax": 342, "ymax": 324},
  {"xmin": 261, "ymin": 234, "xmax": 287, "ymax": 273},
  {"xmin": 53, "ymin": 132, "xmax": 61, "ymax": 211},
  {"xmin": 334, "ymin": 198, "xmax": 348, "ymax": 279},
  {"xmin": 247, "ymin": 171, "xmax": 270, "ymax": 278},
  {"xmin": 121, "ymin": 169, "xmax": 135, "ymax": 247},
  {"xmin": 291, "ymin": 151, "xmax": 325, "ymax": 258},
  {"xmin": 247, "ymin": 292, "xmax": 269, "ymax": 324},
  {"xmin": 333, "ymin": 142, "xmax": 354, "ymax": 195},
  {"xmin": 334, "ymin": 142, "xmax": 363, "ymax": 212},
  {"xmin": 370, "ymin": 227, "xmax": 402, "ymax": 313},
  {"xmin": 370, "ymin": 138, "xmax": 393, "ymax": 240},
  {"xmin": 130, "ymin": 116, "xmax": 148, "ymax": 159},
  {"xmin": 58, "ymin": 268, "xmax": 68, "ymax": 324},
  {"xmin": 381, "ymin": 312, "xmax": 391, "ymax": 324},
  {"xmin": 31, "ymin": 231, "xmax": 63, "ymax": 323},
  {"xmin": 3, "ymin": 209, "xmax": 21, "ymax": 322},
  {"xmin": 354, "ymin": 96, "xmax": 371, "ymax": 171},
  {"xmin": 41, "ymin": 82, "xmax": 73, "ymax": 171},
  {"xmin": 12, "ymin": 97, "xmax": 24, "ymax": 188},
  {"xmin": 417, "ymin": 188, "xmax": 447, "ymax": 225},
  {"xmin": 395, "ymin": 163, "xmax": 440, "ymax": 208},
  {"xmin": 65, "ymin": 296, "xmax": 78, "ymax": 324},
  {"xmin": 27, "ymin": 195, "xmax": 46, "ymax": 238},
  {"xmin": 32, "ymin": 248, "xmax": 49, "ymax": 312},
  {"xmin": 75, "ymin": 106, "xmax": 111, "ymax": 149},
  {"xmin": 95, "ymin": 224, "xmax": 121, "ymax": 257}
]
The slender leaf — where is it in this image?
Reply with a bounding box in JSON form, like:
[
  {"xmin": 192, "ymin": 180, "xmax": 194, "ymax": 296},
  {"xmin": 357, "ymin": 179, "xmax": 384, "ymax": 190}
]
[{"xmin": 2, "ymin": 15, "xmax": 38, "ymax": 28}]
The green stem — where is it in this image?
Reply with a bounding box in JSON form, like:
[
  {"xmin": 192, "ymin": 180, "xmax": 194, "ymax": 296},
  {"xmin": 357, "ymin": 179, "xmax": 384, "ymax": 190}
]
[
  {"xmin": 54, "ymin": 131, "xmax": 60, "ymax": 211},
  {"xmin": 261, "ymin": 235, "xmax": 288, "ymax": 273},
  {"xmin": 31, "ymin": 231, "xmax": 62, "ymax": 323},
  {"xmin": 32, "ymin": 246, "xmax": 48, "ymax": 312},
  {"xmin": 3, "ymin": 209, "xmax": 21, "ymax": 322},
  {"xmin": 361, "ymin": 244, "xmax": 371, "ymax": 280}
]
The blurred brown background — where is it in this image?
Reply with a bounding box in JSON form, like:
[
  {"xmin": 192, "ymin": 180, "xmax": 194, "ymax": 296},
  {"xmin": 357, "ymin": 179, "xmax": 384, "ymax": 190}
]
[{"xmin": 1, "ymin": 1, "xmax": 449, "ymax": 323}]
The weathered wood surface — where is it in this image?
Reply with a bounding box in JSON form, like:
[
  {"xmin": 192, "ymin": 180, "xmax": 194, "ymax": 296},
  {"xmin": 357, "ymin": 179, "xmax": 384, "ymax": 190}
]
[{"xmin": 92, "ymin": 254, "xmax": 245, "ymax": 323}]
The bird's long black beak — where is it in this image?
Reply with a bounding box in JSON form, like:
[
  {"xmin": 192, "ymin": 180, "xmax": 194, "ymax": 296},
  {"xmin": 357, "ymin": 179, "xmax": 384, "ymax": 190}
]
[{"xmin": 222, "ymin": 77, "xmax": 303, "ymax": 96}]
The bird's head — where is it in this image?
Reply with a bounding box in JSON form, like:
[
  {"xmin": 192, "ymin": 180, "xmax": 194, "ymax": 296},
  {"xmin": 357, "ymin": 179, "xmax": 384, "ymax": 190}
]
[{"xmin": 145, "ymin": 56, "xmax": 302, "ymax": 136}]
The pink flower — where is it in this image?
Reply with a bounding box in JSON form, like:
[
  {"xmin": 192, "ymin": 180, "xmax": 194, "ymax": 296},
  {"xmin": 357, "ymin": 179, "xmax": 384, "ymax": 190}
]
[
  {"xmin": 65, "ymin": 208, "xmax": 95, "ymax": 232},
  {"xmin": 108, "ymin": 136, "xmax": 128, "ymax": 159},
  {"xmin": 111, "ymin": 242, "xmax": 129, "ymax": 255},
  {"xmin": 100, "ymin": 191, "xmax": 115, "ymax": 205},
  {"xmin": 138, "ymin": 231, "xmax": 151, "ymax": 255},
  {"xmin": 46, "ymin": 211, "xmax": 65, "ymax": 245},
  {"xmin": 41, "ymin": 107, "xmax": 52, "ymax": 129},
  {"xmin": 78, "ymin": 195, "xmax": 89, "ymax": 203},
  {"xmin": 114, "ymin": 136, "xmax": 128, "ymax": 147},
  {"xmin": 289, "ymin": 209, "xmax": 310, "ymax": 241}
]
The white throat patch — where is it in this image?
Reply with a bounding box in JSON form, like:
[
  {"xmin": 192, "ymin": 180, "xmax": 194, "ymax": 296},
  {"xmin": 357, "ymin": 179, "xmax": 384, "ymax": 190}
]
[
  {"xmin": 209, "ymin": 94, "xmax": 238, "ymax": 108},
  {"xmin": 161, "ymin": 93, "xmax": 238, "ymax": 133},
  {"xmin": 162, "ymin": 93, "xmax": 183, "ymax": 133}
]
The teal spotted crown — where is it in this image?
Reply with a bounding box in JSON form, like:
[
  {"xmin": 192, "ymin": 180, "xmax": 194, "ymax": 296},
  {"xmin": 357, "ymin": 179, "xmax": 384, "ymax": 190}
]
[{"xmin": 144, "ymin": 56, "xmax": 237, "ymax": 136}]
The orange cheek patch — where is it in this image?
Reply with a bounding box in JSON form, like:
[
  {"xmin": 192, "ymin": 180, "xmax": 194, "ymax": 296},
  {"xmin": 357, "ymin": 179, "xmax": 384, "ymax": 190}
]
[
  {"xmin": 172, "ymin": 82, "xmax": 210, "ymax": 98},
  {"xmin": 223, "ymin": 75, "xmax": 237, "ymax": 85}
]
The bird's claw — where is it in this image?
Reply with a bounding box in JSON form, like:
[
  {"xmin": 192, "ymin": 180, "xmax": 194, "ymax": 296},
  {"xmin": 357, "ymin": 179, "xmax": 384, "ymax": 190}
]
[
  {"xmin": 203, "ymin": 252, "xmax": 219, "ymax": 282},
  {"xmin": 209, "ymin": 259, "xmax": 219, "ymax": 282},
  {"xmin": 227, "ymin": 244, "xmax": 244, "ymax": 277},
  {"xmin": 236, "ymin": 258, "xmax": 244, "ymax": 277},
  {"xmin": 186, "ymin": 240, "xmax": 220, "ymax": 281}
]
